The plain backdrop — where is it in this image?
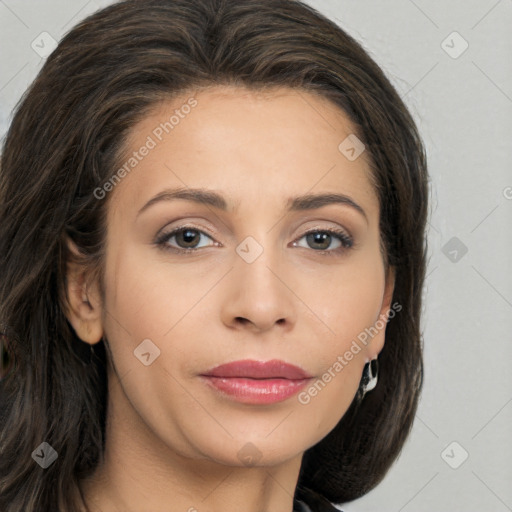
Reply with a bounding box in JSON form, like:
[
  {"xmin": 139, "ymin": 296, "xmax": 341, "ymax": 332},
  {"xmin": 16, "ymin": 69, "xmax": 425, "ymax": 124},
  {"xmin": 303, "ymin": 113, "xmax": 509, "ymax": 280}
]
[{"xmin": 0, "ymin": 1, "xmax": 511, "ymax": 511}]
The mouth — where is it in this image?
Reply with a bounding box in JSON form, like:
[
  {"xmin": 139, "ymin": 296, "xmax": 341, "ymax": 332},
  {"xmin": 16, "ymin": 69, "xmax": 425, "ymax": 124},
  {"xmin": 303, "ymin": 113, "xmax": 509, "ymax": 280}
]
[{"xmin": 199, "ymin": 359, "xmax": 313, "ymax": 405}]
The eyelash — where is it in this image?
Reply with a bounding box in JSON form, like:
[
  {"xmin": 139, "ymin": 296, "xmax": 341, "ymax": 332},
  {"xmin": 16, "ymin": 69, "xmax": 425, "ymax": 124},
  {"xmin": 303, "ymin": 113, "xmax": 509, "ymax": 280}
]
[{"xmin": 154, "ymin": 224, "xmax": 354, "ymax": 257}]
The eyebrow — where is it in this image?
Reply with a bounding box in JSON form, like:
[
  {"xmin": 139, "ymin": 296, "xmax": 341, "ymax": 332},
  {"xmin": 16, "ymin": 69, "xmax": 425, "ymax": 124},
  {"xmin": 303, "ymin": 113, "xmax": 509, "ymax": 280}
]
[{"xmin": 137, "ymin": 187, "xmax": 367, "ymax": 222}]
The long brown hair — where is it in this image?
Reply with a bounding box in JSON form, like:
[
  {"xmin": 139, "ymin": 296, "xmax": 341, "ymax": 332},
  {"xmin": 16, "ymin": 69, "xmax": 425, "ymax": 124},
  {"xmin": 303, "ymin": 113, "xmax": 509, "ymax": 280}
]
[{"xmin": 0, "ymin": 0, "xmax": 428, "ymax": 510}]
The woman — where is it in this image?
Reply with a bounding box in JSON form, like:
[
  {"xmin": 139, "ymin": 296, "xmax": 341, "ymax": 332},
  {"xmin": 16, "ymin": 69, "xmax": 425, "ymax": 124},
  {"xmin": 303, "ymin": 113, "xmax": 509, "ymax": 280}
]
[{"xmin": 0, "ymin": 0, "xmax": 428, "ymax": 510}]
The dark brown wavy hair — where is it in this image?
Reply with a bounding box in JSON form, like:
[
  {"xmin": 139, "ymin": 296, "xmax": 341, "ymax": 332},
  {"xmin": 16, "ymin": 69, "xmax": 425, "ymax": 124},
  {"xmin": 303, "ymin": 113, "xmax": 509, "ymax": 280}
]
[{"xmin": 0, "ymin": 0, "xmax": 428, "ymax": 510}]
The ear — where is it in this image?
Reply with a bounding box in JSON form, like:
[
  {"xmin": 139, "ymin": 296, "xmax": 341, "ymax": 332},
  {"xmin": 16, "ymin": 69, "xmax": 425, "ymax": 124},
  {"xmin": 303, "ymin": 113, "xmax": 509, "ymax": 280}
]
[
  {"xmin": 380, "ymin": 265, "xmax": 396, "ymax": 318},
  {"xmin": 64, "ymin": 238, "xmax": 104, "ymax": 345},
  {"xmin": 367, "ymin": 265, "xmax": 396, "ymax": 359}
]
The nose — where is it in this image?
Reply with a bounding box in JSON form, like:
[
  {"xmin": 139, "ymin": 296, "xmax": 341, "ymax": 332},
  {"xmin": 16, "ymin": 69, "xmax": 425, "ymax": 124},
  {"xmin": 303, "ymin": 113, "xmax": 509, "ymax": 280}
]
[{"xmin": 219, "ymin": 243, "xmax": 297, "ymax": 334}]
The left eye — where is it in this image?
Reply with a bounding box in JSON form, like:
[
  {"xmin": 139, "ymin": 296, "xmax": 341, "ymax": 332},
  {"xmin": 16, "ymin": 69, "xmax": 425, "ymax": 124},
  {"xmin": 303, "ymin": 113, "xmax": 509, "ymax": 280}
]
[{"xmin": 293, "ymin": 229, "xmax": 353, "ymax": 252}]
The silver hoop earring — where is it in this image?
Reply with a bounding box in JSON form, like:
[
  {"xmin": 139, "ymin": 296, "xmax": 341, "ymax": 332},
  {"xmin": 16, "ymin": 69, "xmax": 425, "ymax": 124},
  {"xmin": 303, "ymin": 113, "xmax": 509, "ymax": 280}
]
[{"xmin": 360, "ymin": 357, "xmax": 378, "ymax": 399}]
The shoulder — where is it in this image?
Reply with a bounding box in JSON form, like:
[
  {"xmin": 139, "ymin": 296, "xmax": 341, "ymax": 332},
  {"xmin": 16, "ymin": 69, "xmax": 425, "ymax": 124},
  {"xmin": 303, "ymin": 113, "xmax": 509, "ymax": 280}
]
[{"xmin": 294, "ymin": 485, "xmax": 343, "ymax": 512}]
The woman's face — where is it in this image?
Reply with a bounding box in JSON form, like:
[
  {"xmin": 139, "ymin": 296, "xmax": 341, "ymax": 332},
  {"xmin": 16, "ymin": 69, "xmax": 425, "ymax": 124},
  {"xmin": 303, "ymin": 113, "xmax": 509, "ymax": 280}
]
[{"xmin": 86, "ymin": 86, "xmax": 394, "ymax": 468}]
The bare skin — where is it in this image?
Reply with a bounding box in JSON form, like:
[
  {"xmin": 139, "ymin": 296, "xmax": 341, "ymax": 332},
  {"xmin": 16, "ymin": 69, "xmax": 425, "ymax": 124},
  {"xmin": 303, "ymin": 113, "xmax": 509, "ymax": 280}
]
[{"xmin": 65, "ymin": 85, "xmax": 395, "ymax": 512}]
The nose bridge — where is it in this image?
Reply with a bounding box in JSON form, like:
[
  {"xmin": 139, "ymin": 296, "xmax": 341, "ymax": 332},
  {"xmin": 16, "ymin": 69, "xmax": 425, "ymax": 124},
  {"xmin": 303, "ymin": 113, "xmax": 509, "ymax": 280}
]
[
  {"xmin": 235, "ymin": 232, "xmax": 283, "ymax": 297},
  {"xmin": 222, "ymin": 231, "xmax": 296, "ymax": 332}
]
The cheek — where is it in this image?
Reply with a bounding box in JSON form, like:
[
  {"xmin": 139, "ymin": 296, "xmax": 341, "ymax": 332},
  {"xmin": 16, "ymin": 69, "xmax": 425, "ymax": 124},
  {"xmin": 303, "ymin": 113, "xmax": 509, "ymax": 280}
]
[
  {"xmin": 302, "ymin": 255, "xmax": 386, "ymax": 350},
  {"xmin": 323, "ymin": 275, "xmax": 384, "ymax": 346},
  {"xmin": 292, "ymin": 251, "xmax": 385, "ymax": 408},
  {"xmin": 293, "ymin": 263, "xmax": 384, "ymax": 430},
  {"xmin": 103, "ymin": 245, "xmax": 214, "ymax": 339}
]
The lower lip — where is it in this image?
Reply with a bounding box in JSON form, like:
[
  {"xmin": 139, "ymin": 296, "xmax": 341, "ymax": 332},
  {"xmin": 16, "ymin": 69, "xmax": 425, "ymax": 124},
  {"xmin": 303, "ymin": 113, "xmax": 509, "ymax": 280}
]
[{"xmin": 200, "ymin": 376, "xmax": 312, "ymax": 404}]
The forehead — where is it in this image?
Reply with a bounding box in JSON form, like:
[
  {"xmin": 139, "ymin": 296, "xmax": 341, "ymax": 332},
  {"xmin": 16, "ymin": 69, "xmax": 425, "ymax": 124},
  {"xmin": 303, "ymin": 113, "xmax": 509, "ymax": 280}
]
[{"xmin": 109, "ymin": 85, "xmax": 377, "ymax": 219}]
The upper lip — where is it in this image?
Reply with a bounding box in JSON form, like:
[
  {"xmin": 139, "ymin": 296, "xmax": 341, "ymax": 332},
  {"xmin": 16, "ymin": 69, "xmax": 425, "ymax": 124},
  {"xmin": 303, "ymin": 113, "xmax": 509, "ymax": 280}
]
[{"xmin": 201, "ymin": 359, "xmax": 312, "ymax": 379}]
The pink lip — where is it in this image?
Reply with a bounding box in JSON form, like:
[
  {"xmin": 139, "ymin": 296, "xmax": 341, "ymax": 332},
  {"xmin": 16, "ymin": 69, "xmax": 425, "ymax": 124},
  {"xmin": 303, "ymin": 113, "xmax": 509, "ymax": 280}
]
[
  {"xmin": 202, "ymin": 359, "xmax": 312, "ymax": 379},
  {"xmin": 199, "ymin": 359, "xmax": 313, "ymax": 405}
]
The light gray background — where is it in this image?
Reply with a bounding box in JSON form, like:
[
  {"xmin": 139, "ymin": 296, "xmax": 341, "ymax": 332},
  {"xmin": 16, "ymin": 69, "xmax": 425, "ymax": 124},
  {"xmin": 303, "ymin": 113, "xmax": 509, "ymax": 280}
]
[{"xmin": 1, "ymin": 1, "xmax": 511, "ymax": 511}]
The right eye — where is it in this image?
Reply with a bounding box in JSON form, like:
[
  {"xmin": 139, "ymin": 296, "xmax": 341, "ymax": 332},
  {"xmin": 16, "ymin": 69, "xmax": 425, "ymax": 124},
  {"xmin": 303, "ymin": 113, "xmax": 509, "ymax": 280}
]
[{"xmin": 155, "ymin": 226, "xmax": 219, "ymax": 253}]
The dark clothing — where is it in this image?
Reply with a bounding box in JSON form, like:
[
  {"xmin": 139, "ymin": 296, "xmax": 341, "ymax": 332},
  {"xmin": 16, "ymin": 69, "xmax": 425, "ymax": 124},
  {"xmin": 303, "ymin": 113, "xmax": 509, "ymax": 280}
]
[{"xmin": 294, "ymin": 486, "xmax": 342, "ymax": 512}]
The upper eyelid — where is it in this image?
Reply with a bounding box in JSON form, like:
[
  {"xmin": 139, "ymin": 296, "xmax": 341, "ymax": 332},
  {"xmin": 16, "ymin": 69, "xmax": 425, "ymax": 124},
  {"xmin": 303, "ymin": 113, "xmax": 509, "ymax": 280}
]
[{"xmin": 156, "ymin": 224, "xmax": 216, "ymax": 242}]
